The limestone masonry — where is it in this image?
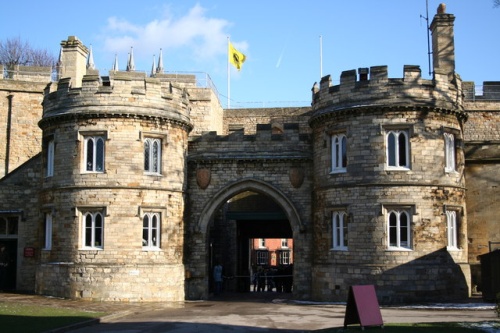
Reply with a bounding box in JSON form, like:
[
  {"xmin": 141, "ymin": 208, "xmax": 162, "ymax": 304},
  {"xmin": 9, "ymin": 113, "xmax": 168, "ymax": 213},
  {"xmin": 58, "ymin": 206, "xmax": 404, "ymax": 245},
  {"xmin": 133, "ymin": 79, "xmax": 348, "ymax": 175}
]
[{"xmin": 0, "ymin": 5, "xmax": 499, "ymax": 304}]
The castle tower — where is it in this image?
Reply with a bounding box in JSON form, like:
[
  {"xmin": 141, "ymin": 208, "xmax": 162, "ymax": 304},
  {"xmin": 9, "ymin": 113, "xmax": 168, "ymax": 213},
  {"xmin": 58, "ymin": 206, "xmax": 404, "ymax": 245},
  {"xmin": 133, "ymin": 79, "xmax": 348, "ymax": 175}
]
[
  {"xmin": 309, "ymin": 8, "xmax": 469, "ymax": 303},
  {"xmin": 37, "ymin": 37, "xmax": 192, "ymax": 301}
]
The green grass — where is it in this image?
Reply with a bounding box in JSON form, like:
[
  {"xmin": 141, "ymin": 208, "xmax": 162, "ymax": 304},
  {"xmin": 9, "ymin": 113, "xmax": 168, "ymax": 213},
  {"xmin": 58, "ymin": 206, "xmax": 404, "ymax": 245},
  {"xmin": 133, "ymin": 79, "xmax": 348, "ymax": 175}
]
[
  {"xmin": 0, "ymin": 302, "xmax": 106, "ymax": 333},
  {"xmin": 314, "ymin": 322, "xmax": 498, "ymax": 333}
]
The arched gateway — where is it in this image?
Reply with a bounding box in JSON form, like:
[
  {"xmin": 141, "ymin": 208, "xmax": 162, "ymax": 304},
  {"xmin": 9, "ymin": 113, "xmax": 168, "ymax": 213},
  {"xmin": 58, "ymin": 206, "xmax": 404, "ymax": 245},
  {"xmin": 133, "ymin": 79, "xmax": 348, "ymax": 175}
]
[
  {"xmin": 197, "ymin": 179, "xmax": 305, "ymax": 234},
  {"xmin": 185, "ymin": 126, "xmax": 313, "ymax": 300}
]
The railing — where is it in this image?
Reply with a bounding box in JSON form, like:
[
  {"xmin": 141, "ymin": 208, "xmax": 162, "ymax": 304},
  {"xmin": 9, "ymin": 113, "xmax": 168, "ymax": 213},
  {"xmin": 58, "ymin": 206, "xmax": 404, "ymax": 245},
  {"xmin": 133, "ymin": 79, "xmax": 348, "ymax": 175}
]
[
  {"xmin": 2, "ymin": 66, "xmax": 56, "ymax": 81},
  {"xmin": 149, "ymin": 71, "xmax": 311, "ymax": 109},
  {"xmin": 223, "ymin": 100, "xmax": 311, "ymax": 109},
  {"xmin": 463, "ymin": 85, "xmax": 500, "ymax": 101}
]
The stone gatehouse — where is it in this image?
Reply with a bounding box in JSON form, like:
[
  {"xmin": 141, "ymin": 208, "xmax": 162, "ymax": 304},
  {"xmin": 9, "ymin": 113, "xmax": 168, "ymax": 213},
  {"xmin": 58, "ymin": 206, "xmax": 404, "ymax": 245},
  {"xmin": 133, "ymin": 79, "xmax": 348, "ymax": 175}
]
[{"xmin": 0, "ymin": 5, "xmax": 499, "ymax": 304}]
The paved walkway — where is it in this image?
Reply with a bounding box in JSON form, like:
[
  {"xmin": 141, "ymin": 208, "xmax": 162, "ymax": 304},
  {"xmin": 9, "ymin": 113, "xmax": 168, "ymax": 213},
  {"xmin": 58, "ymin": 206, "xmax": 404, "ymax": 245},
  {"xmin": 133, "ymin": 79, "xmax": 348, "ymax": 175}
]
[{"xmin": 0, "ymin": 292, "xmax": 498, "ymax": 332}]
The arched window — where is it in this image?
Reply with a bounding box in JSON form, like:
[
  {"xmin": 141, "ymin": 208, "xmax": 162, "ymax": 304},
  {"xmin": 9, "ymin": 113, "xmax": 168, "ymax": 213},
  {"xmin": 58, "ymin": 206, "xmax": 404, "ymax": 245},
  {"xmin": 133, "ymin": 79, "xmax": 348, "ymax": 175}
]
[
  {"xmin": 46, "ymin": 139, "xmax": 54, "ymax": 177},
  {"xmin": 386, "ymin": 130, "xmax": 409, "ymax": 169},
  {"xmin": 444, "ymin": 133, "xmax": 456, "ymax": 172},
  {"xmin": 332, "ymin": 211, "xmax": 348, "ymax": 250},
  {"xmin": 84, "ymin": 136, "xmax": 105, "ymax": 172},
  {"xmin": 82, "ymin": 211, "xmax": 104, "ymax": 249},
  {"xmin": 144, "ymin": 138, "xmax": 162, "ymax": 174},
  {"xmin": 331, "ymin": 134, "xmax": 347, "ymax": 173},
  {"xmin": 43, "ymin": 212, "xmax": 52, "ymax": 250},
  {"xmin": 446, "ymin": 210, "xmax": 458, "ymax": 250},
  {"xmin": 142, "ymin": 212, "xmax": 161, "ymax": 249},
  {"xmin": 388, "ymin": 210, "xmax": 411, "ymax": 249}
]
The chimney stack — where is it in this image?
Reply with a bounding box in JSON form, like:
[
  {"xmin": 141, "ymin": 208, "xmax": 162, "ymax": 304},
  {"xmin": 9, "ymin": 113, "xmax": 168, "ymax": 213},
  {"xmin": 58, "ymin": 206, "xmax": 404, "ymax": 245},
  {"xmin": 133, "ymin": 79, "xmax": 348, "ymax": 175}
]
[
  {"xmin": 430, "ymin": 3, "xmax": 456, "ymax": 80},
  {"xmin": 60, "ymin": 36, "xmax": 89, "ymax": 88}
]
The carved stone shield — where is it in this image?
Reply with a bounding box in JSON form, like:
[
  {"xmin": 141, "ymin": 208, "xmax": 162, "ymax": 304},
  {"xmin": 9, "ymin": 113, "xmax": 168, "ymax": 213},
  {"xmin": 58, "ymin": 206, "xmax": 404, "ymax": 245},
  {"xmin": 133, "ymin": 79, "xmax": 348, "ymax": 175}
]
[
  {"xmin": 196, "ymin": 168, "xmax": 211, "ymax": 189},
  {"xmin": 289, "ymin": 167, "xmax": 304, "ymax": 188}
]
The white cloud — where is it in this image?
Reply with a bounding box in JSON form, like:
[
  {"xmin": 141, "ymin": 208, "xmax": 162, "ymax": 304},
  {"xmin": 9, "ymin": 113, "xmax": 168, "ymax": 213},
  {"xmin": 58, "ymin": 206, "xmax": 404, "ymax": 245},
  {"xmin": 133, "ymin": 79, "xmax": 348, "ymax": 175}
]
[{"xmin": 102, "ymin": 4, "xmax": 233, "ymax": 64}]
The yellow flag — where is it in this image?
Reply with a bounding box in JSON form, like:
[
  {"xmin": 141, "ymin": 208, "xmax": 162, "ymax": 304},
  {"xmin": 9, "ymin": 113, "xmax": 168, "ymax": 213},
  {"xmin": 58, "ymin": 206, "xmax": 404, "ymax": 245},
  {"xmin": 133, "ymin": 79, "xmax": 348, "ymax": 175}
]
[{"xmin": 229, "ymin": 42, "xmax": 246, "ymax": 70}]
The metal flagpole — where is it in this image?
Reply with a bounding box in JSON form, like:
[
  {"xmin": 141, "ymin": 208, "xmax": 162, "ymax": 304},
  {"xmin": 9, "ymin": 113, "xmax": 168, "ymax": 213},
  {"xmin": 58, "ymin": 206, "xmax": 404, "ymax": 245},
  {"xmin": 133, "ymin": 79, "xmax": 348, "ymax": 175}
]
[
  {"xmin": 320, "ymin": 35, "xmax": 323, "ymax": 79},
  {"xmin": 227, "ymin": 36, "xmax": 230, "ymax": 109},
  {"xmin": 420, "ymin": 0, "xmax": 432, "ymax": 77}
]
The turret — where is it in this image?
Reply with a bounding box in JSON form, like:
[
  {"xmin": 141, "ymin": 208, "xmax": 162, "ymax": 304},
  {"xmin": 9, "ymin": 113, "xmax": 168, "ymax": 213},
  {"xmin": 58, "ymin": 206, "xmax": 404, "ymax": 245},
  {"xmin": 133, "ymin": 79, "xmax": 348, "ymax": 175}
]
[
  {"xmin": 37, "ymin": 37, "xmax": 193, "ymax": 302},
  {"xmin": 308, "ymin": 5, "xmax": 469, "ymax": 303}
]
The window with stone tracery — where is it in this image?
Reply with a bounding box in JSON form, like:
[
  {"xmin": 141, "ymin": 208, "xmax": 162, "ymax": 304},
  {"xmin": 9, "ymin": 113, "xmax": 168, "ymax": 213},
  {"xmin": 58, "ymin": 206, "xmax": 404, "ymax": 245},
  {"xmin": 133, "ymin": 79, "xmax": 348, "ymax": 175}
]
[
  {"xmin": 43, "ymin": 212, "xmax": 52, "ymax": 250},
  {"xmin": 46, "ymin": 139, "xmax": 54, "ymax": 177},
  {"xmin": 84, "ymin": 136, "xmax": 105, "ymax": 172},
  {"xmin": 387, "ymin": 209, "xmax": 411, "ymax": 250},
  {"xmin": 386, "ymin": 130, "xmax": 409, "ymax": 169},
  {"xmin": 332, "ymin": 211, "xmax": 348, "ymax": 250},
  {"xmin": 331, "ymin": 134, "xmax": 347, "ymax": 173},
  {"xmin": 446, "ymin": 210, "xmax": 459, "ymax": 250},
  {"xmin": 444, "ymin": 132, "xmax": 456, "ymax": 172},
  {"xmin": 82, "ymin": 210, "xmax": 104, "ymax": 249},
  {"xmin": 142, "ymin": 212, "xmax": 161, "ymax": 249},
  {"xmin": 144, "ymin": 138, "xmax": 162, "ymax": 174}
]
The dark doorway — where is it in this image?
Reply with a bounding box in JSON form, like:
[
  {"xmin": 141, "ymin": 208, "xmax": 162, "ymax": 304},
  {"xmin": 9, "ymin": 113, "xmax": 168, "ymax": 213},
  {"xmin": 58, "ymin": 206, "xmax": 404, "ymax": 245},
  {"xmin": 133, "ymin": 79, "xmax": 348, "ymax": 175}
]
[
  {"xmin": 209, "ymin": 191, "xmax": 293, "ymax": 296},
  {"xmin": 0, "ymin": 239, "xmax": 17, "ymax": 291}
]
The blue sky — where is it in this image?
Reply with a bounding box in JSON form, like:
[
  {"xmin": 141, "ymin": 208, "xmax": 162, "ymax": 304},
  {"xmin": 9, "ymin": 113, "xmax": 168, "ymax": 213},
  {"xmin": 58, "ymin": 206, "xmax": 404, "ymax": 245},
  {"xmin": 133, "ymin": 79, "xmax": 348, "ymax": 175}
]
[{"xmin": 2, "ymin": 1, "xmax": 499, "ymax": 108}]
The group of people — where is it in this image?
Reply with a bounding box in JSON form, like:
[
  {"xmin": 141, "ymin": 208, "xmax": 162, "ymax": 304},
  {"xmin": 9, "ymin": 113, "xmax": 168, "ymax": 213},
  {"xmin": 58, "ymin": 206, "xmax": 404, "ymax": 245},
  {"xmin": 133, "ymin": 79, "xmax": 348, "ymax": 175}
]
[
  {"xmin": 212, "ymin": 263, "xmax": 293, "ymax": 295},
  {"xmin": 252, "ymin": 265, "xmax": 293, "ymax": 293}
]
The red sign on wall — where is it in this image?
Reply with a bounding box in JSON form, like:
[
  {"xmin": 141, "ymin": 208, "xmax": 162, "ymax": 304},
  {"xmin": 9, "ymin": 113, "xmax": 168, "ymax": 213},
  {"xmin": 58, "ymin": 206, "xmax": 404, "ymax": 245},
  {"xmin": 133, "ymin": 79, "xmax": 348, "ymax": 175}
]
[{"xmin": 23, "ymin": 247, "xmax": 35, "ymax": 257}]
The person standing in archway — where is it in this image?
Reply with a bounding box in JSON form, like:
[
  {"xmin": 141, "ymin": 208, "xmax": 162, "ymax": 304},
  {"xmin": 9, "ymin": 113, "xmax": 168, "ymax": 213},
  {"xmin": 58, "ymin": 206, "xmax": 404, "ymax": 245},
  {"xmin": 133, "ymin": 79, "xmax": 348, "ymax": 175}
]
[{"xmin": 213, "ymin": 262, "xmax": 223, "ymax": 295}]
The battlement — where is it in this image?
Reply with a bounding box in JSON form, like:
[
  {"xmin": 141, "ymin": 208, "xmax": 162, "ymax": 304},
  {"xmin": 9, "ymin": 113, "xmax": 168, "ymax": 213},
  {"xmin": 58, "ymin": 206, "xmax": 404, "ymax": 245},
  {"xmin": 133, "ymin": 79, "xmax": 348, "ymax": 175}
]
[
  {"xmin": 41, "ymin": 70, "xmax": 194, "ymax": 128},
  {"xmin": 463, "ymin": 81, "xmax": 500, "ymax": 101},
  {"xmin": 1, "ymin": 64, "xmax": 53, "ymax": 83},
  {"xmin": 311, "ymin": 65, "xmax": 464, "ymax": 114},
  {"xmin": 191, "ymin": 123, "xmax": 309, "ymax": 142},
  {"xmin": 188, "ymin": 122, "xmax": 311, "ymax": 162}
]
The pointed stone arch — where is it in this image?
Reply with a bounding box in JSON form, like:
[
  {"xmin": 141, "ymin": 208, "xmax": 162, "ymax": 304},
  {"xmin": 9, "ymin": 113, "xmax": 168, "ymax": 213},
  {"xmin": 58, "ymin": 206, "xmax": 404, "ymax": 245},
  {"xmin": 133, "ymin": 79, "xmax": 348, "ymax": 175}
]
[{"xmin": 197, "ymin": 178, "xmax": 305, "ymax": 235}]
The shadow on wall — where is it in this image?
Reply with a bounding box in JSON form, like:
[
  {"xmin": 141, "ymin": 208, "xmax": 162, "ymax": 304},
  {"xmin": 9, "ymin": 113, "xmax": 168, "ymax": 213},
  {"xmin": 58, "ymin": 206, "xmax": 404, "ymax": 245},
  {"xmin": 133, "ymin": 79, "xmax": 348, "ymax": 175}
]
[{"xmin": 344, "ymin": 248, "xmax": 468, "ymax": 305}]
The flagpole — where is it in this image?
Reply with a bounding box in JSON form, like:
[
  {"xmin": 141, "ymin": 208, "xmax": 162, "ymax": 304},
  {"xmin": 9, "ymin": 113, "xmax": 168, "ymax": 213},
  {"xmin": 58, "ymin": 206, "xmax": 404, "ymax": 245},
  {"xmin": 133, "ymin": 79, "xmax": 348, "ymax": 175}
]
[
  {"xmin": 319, "ymin": 35, "xmax": 323, "ymax": 79},
  {"xmin": 227, "ymin": 36, "xmax": 230, "ymax": 109}
]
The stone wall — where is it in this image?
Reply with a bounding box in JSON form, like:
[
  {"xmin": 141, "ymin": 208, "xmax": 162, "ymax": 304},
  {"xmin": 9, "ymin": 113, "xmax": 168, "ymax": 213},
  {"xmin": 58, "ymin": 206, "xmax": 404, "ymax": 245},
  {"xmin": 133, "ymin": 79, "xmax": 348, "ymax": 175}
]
[
  {"xmin": 0, "ymin": 65, "xmax": 51, "ymax": 178},
  {"xmin": 36, "ymin": 262, "xmax": 185, "ymax": 301},
  {"xmin": 36, "ymin": 116, "xmax": 187, "ymax": 301},
  {"xmin": 223, "ymin": 107, "xmax": 311, "ymax": 135},
  {"xmin": 34, "ymin": 67, "xmax": 192, "ymax": 301},
  {"xmin": 462, "ymin": 95, "xmax": 500, "ymax": 291},
  {"xmin": 185, "ymin": 124, "xmax": 313, "ymax": 300},
  {"xmin": 188, "ymin": 85, "xmax": 224, "ymax": 135},
  {"xmin": 309, "ymin": 65, "xmax": 469, "ymax": 303},
  {"xmin": 0, "ymin": 154, "xmax": 42, "ymax": 291}
]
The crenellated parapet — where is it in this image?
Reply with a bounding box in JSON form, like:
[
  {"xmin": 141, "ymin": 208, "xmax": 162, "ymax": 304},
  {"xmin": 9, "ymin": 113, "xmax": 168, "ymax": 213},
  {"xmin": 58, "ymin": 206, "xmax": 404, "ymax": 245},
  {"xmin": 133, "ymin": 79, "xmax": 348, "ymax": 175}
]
[
  {"xmin": 40, "ymin": 70, "xmax": 193, "ymax": 130},
  {"xmin": 188, "ymin": 123, "xmax": 311, "ymax": 163},
  {"xmin": 463, "ymin": 81, "xmax": 500, "ymax": 101},
  {"xmin": 310, "ymin": 65, "xmax": 466, "ymax": 124}
]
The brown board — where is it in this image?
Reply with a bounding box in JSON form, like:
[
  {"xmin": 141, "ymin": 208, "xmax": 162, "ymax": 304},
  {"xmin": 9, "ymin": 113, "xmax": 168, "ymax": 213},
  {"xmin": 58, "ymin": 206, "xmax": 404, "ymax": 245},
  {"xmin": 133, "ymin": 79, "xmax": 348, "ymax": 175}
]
[{"xmin": 343, "ymin": 285, "xmax": 384, "ymax": 329}]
